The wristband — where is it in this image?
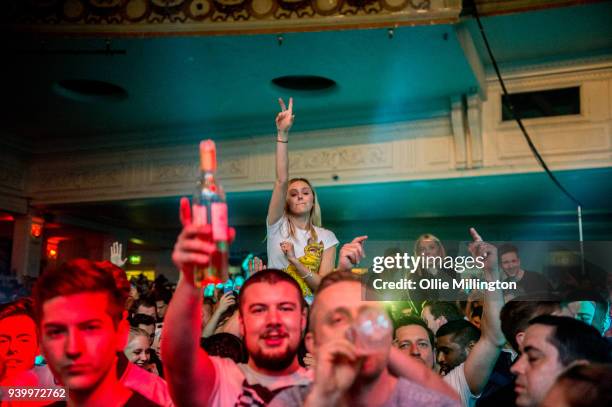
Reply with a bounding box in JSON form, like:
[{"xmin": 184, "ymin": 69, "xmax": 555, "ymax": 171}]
[{"xmin": 300, "ymin": 271, "xmax": 313, "ymax": 280}]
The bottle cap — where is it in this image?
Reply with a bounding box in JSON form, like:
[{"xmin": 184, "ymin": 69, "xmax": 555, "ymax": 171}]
[{"xmin": 199, "ymin": 140, "xmax": 217, "ymax": 171}]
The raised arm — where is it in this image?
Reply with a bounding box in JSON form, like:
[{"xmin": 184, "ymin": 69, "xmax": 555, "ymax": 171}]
[
  {"xmin": 162, "ymin": 198, "xmax": 218, "ymax": 406},
  {"xmin": 463, "ymin": 228, "xmax": 506, "ymax": 395},
  {"xmin": 201, "ymin": 291, "xmax": 236, "ymax": 338},
  {"xmin": 268, "ymin": 97, "xmax": 293, "ymax": 226}
]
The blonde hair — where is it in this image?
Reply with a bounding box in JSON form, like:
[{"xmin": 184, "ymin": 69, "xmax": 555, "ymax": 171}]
[
  {"xmin": 285, "ymin": 178, "xmax": 321, "ymax": 242},
  {"xmin": 128, "ymin": 327, "xmax": 151, "ymax": 342},
  {"xmin": 413, "ymin": 233, "xmax": 446, "ymax": 275},
  {"xmin": 414, "ymin": 233, "xmax": 446, "ymax": 257}
]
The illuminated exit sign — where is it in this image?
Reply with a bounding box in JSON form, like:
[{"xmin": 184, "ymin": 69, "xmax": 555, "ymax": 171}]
[{"xmin": 129, "ymin": 255, "xmax": 141, "ymax": 265}]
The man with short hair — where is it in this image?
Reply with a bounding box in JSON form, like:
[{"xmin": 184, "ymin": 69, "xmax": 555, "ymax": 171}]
[
  {"xmin": 129, "ymin": 313, "xmax": 156, "ymax": 345},
  {"xmin": 421, "ymin": 301, "xmax": 464, "ymax": 334},
  {"xmin": 153, "ymin": 288, "xmax": 172, "ymax": 322},
  {"xmin": 476, "ymin": 297, "xmax": 562, "ymax": 406},
  {"xmin": 394, "ymin": 316, "xmax": 495, "ymax": 407},
  {"xmin": 499, "ymin": 297, "xmax": 561, "ymax": 353},
  {"xmin": 510, "ymin": 315, "xmax": 612, "ymax": 407},
  {"xmin": 435, "ymin": 320, "xmax": 482, "ymax": 376},
  {"xmin": 0, "ymin": 298, "xmax": 56, "ymax": 387},
  {"xmin": 163, "ymin": 210, "xmax": 310, "ymax": 406},
  {"xmin": 498, "ymin": 245, "xmax": 551, "ymax": 296},
  {"xmin": 270, "ymin": 271, "xmax": 459, "ymax": 407},
  {"xmin": 32, "ymin": 259, "xmax": 166, "ymax": 406},
  {"xmin": 130, "ymin": 297, "xmax": 158, "ymax": 321},
  {"xmin": 393, "ymin": 316, "xmax": 435, "ymax": 368}
]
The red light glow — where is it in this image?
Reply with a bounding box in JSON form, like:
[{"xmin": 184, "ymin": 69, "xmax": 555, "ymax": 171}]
[
  {"xmin": 46, "ymin": 236, "xmax": 69, "ymax": 260},
  {"xmin": 30, "ymin": 223, "xmax": 43, "ymax": 238}
]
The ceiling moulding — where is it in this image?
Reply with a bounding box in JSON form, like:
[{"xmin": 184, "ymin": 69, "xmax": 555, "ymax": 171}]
[
  {"xmin": 473, "ymin": 0, "xmax": 601, "ymax": 17},
  {"xmin": 3, "ymin": 0, "xmax": 462, "ymax": 36}
]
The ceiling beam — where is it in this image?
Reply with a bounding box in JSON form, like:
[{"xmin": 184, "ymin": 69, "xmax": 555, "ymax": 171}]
[{"xmin": 455, "ymin": 23, "xmax": 487, "ymax": 100}]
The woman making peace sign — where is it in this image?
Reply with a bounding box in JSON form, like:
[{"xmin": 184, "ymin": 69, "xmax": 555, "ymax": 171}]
[{"xmin": 266, "ymin": 98, "xmax": 339, "ymax": 300}]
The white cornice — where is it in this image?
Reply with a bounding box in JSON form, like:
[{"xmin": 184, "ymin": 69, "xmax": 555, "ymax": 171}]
[{"xmin": 485, "ymin": 57, "xmax": 612, "ymax": 83}]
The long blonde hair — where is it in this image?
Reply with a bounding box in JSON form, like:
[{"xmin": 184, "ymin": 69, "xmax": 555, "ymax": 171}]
[
  {"xmin": 285, "ymin": 178, "xmax": 321, "ymax": 242},
  {"xmin": 413, "ymin": 233, "xmax": 446, "ymax": 275},
  {"xmin": 413, "ymin": 233, "xmax": 446, "ymax": 258}
]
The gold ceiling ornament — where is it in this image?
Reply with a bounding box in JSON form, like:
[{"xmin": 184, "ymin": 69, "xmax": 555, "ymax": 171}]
[
  {"xmin": 2, "ymin": 0, "xmax": 587, "ymax": 35},
  {"xmin": 3, "ymin": 0, "xmax": 462, "ymax": 35}
]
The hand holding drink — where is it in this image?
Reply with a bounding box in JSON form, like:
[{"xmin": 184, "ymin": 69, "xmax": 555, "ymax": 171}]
[
  {"xmin": 192, "ymin": 140, "xmax": 229, "ymax": 286},
  {"xmin": 345, "ymin": 307, "xmax": 392, "ymax": 354},
  {"xmin": 172, "ymin": 140, "xmax": 235, "ymax": 287}
]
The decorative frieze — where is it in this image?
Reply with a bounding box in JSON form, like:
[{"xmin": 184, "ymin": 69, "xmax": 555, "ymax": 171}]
[
  {"xmin": 483, "ymin": 66, "xmax": 612, "ymax": 170},
  {"xmin": 289, "ymin": 145, "xmax": 391, "ymax": 173},
  {"xmin": 498, "ymin": 125, "xmax": 609, "ymax": 160},
  {"xmin": 4, "ymin": 0, "xmax": 462, "ymax": 35},
  {"xmin": 29, "ymin": 165, "xmax": 125, "ymax": 192},
  {"xmin": 10, "ymin": 63, "xmax": 612, "ymax": 206},
  {"xmin": 150, "ymin": 156, "xmax": 248, "ymax": 185},
  {"xmin": 150, "ymin": 162, "xmax": 197, "ymax": 185}
]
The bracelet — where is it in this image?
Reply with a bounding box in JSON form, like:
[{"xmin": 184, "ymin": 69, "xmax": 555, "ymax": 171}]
[
  {"xmin": 300, "ymin": 271, "xmax": 313, "ymax": 280},
  {"xmin": 277, "ymin": 139, "xmax": 288, "ymax": 143}
]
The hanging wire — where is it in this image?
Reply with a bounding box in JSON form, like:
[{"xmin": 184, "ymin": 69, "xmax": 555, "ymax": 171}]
[{"xmin": 469, "ymin": 1, "xmax": 586, "ymax": 274}]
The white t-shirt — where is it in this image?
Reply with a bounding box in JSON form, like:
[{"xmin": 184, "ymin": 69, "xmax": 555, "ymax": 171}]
[
  {"xmin": 443, "ymin": 363, "xmax": 479, "ymax": 407},
  {"xmin": 209, "ymin": 356, "xmax": 312, "ymax": 406},
  {"xmin": 266, "ymin": 216, "xmax": 338, "ymax": 270}
]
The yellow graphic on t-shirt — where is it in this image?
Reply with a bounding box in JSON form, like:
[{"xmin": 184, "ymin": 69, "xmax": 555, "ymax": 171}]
[{"xmin": 285, "ymin": 240, "xmax": 324, "ymax": 297}]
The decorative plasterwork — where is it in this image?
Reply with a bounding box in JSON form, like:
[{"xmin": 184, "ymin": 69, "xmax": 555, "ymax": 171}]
[
  {"xmin": 486, "ymin": 62, "xmax": 612, "ymax": 88},
  {"xmin": 150, "ymin": 156, "xmax": 248, "ymax": 185},
  {"xmin": 482, "ymin": 63, "xmax": 612, "ymax": 170},
  {"xmin": 10, "ymin": 63, "xmax": 612, "ymax": 207},
  {"xmin": 450, "ymin": 93, "xmax": 483, "ymax": 169},
  {"xmin": 474, "ymin": 0, "xmax": 589, "ymax": 16},
  {"xmin": 450, "ymin": 96, "xmax": 467, "ymax": 169},
  {"xmin": 289, "ymin": 145, "xmax": 391, "ymax": 173},
  {"xmin": 23, "ymin": 117, "xmax": 453, "ymax": 204},
  {"xmin": 29, "ymin": 165, "xmax": 126, "ymax": 193},
  {"xmin": 4, "ymin": 0, "xmax": 462, "ymax": 35},
  {"xmin": 466, "ymin": 94, "xmax": 483, "ymax": 167},
  {"xmin": 498, "ymin": 125, "xmax": 610, "ymax": 160}
]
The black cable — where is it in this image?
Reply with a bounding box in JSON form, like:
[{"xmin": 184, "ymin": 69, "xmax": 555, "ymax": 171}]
[
  {"xmin": 469, "ymin": 1, "xmax": 586, "ymax": 276},
  {"xmin": 470, "ymin": 2, "xmax": 583, "ymax": 208}
]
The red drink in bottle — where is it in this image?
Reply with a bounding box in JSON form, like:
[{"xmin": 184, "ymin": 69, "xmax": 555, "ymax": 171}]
[{"xmin": 192, "ymin": 140, "xmax": 229, "ymax": 287}]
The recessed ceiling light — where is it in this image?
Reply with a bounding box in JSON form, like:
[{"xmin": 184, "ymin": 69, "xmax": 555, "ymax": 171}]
[
  {"xmin": 272, "ymin": 75, "xmax": 336, "ymax": 91},
  {"xmin": 52, "ymin": 79, "xmax": 128, "ymax": 102}
]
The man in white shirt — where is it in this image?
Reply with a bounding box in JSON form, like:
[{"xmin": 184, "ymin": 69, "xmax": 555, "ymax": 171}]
[{"xmin": 164, "ymin": 206, "xmax": 310, "ymax": 406}]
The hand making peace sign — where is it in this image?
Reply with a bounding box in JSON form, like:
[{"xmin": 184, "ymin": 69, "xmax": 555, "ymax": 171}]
[{"xmin": 276, "ymin": 97, "xmax": 294, "ymax": 136}]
